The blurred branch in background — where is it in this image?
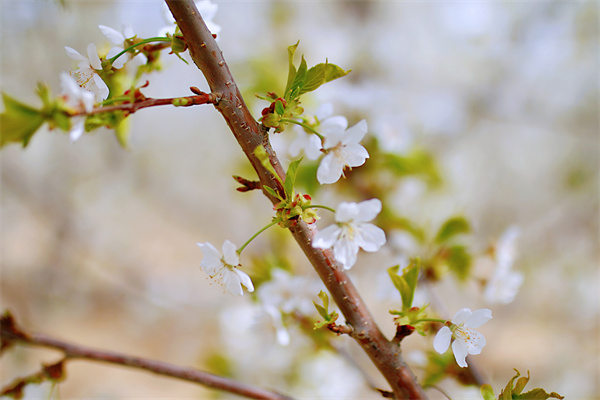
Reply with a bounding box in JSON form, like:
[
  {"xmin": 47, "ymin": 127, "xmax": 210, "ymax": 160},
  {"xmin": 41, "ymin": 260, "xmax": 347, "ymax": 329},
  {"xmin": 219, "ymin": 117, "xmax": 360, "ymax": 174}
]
[{"xmin": 0, "ymin": 312, "xmax": 294, "ymax": 400}]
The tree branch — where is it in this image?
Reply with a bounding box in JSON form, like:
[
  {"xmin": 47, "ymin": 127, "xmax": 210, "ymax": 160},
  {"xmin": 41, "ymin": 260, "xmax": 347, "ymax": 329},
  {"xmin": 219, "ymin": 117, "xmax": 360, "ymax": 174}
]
[
  {"xmin": 164, "ymin": 1, "xmax": 427, "ymax": 398},
  {"xmin": 0, "ymin": 311, "xmax": 294, "ymax": 400}
]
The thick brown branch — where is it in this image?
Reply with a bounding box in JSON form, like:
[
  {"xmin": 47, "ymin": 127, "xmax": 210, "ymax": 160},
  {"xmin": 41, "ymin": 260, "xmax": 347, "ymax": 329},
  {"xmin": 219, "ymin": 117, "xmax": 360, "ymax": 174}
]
[
  {"xmin": 0, "ymin": 312, "xmax": 293, "ymax": 400},
  {"xmin": 165, "ymin": 2, "xmax": 427, "ymax": 399}
]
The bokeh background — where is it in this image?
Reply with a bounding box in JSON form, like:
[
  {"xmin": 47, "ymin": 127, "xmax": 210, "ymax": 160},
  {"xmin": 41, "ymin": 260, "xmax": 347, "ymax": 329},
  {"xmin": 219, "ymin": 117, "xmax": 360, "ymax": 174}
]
[{"xmin": 1, "ymin": 1, "xmax": 598, "ymax": 399}]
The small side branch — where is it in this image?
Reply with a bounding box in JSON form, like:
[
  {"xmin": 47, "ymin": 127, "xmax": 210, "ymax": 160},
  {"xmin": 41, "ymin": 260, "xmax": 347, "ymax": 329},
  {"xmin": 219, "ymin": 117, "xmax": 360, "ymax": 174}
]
[
  {"xmin": 73, "ymin": 92, "xmax": 220, "ymax": 117},
  {"xmin": 0, "ymin": 312, "xmax": 294, "ymax": 400}
]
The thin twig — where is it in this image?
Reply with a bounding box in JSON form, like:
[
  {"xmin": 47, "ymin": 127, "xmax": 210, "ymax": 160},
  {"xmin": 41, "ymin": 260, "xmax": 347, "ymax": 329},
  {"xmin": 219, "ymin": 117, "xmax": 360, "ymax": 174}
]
[
  {"xmin": 0, "ymin": 312, "xmax": 294, "ymax": 400},
  {"xmin": 72, "ymin": 92, "xmax": 219, "ymax": 117}
]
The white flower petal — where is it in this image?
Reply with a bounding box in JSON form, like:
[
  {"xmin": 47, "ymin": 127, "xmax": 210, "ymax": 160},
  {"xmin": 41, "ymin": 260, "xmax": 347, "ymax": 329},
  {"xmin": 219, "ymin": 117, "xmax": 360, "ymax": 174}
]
[
  {"xmin": 452, "ymin": 339, "xmax": 469, "ymax": 368},
  {"xmin": 465, "ymin": 309, "xmax": 492, "ymax": 329},
  {"xmin": 343, "ymin": 119, "xmax": 368, "ymax": 145},
  {"xmin": 315, "ymin": 103, "xmax": 333, "ymax": 121},
  {"xmin": 222, "ymin": 240, "xmax": 239, "ymax": 266},
  {"xmin": 197, "ymin": 243, "xmax": 223, "ymax": 277},
  {"xmin": 333, "ymin": 236, "xmax": 359, "ymax": 269},
  {"xmin": 123, "ymin": 24, "xmax": 135, "ymax": 39},
  {"xmin": 92, "ymin": 74, "xmax": 109, "ymax": 101},
  {"xmin": 335, "ymin": 202, "xmax": 360, "ymax": 223},
  {"xmin": 69, "ymin": 119, "xmax": 85, "ymax": 142},
  {"xmin": 234, "ymin": 269, "xmax": 254, "ymax": 293},
  {"xmin": 451, "ymin": 308, "xmax": 473, "ymax": 325},
  {"xmin": 355, "ymin": 223, "xmax": 386, "ymax": 252},
  {"xmin": 99, "ymin": 25, "xmax": 125, "ymax": 44},
  {"xmin": 317, "ymin": 153, "xmax": 344, "ymax": 184},
  {"xmin": 355, "ymin": 198, "xmax": 382, "ymax": 222},
  {"xmin": 341, "ymin": 143, "xmax": 369, "ymax": 167},
  {"xmin": 433, "ymin": 326, "xmax": 452, "ymax": 353},
  {"xmin": 107, "ymin": 47, "xmax": 127, "ymax": 69},
  {"xmin": 86, "ymin": 43, "xmax": 102, "ymax": 70},
  {"xmin": 223, "ymin": 269, "xmax": 243, "ymax": 296},
  {"xmin": 321, "ymin": 116, "xmax": 348, "ymax": 134},
  {"xmin": 312, "ymin": 225, "xmax": 342, "ymax": 249},
  {"xmin": 65, "ymin": 46, "xmax": 85, "ymax": 61}
]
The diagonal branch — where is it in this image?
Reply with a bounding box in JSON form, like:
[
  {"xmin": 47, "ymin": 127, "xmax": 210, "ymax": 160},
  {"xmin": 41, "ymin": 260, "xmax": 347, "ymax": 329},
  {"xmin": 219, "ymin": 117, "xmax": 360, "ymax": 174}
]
[
  {"xmin": 164, "ymin": 1, "xmax": 428, "ymax": 399},
  {"xmin": 0, "ymin": 312, "xmax": 294, "ymax": 400}
]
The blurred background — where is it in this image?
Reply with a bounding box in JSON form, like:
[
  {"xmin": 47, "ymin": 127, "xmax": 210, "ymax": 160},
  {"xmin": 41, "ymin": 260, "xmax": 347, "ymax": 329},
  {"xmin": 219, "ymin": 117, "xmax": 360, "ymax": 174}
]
[{"xmin": 1, "ymin": 1, "xmax": 597, "ymax": 399}]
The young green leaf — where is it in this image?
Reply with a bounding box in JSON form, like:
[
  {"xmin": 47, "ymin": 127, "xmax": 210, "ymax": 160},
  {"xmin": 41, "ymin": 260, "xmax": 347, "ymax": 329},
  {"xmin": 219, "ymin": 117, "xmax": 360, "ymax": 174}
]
[
  {"xmin": 0, "ymin": 93, "xmax": 45, "ymax": 147},
  {"xmin": 445, "ymin": 245, "xmax": 472, "ymax": 281},
  {"xmin": 254, "ymin": 145, "xmax": 283, "ymax": 185},
  {"xmin": 284, "ymin": 41, "xmax": 300, "ymax": 96},
  {"xmin": 388, "ymin": 259, "xmax": 420, "ymax": 311},
  {"xmin": 480, "ymin": 384, "xmax": 495, "ymax": 400},
  {"xmin": 283, "ymin": 158, "xmax": 302, "ymax": 200},
  {"xmin": 435, "ymin": 216, "xmax": 470, "ymax": 244}
]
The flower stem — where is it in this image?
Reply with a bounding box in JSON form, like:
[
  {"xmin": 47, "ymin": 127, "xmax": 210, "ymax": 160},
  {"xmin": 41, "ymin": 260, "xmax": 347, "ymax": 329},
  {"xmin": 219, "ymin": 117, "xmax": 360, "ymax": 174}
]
[
  {"xmin": 410, "ymin": 318, "xmax": 447, "ymax": 325},
  {"xmin": 305, "ymin": 204, "xmax": 336, "ymax": 213},
  {"xmin": 237, "ymin": 219, "xmax": 280, "ymax": 255},
  {"xmin": 280, "ymin": 118, "xmax": 325, "ymax": 141},
  {"xmin": 108, "ymin": 37, "xmax": 172, "ymax": 64}
]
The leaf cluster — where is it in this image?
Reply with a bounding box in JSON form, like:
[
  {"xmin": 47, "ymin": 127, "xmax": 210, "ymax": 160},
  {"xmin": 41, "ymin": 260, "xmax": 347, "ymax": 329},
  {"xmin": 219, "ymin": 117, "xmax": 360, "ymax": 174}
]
[
  {"xmin": 259, "ymin": 42, "xmax": 349, "ymax": 133},
  {"xmin": 313, "ymin": 291, "xmax": 338, "ymax": 329},
  {"xmin": 481, "ymin": 369, "xmax": 564, "ymax": 400}
]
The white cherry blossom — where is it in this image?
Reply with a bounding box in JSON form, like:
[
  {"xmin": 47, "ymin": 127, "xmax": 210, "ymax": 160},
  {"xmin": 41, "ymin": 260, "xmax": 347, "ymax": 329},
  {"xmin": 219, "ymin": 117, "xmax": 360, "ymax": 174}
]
[
  {"xmin": 317, "ymin": 118, "xmax": 369, "ymax": 184},
  {"xmin": 65, "ymin": 44, "xmax": 109, "ymax": 102},
  {"xmin": 59, "ymin": 73, "xmax": 94, "ymax": 142},
  {"xmin": 98, "ymin": 24, "xmax": 138, "ymax": 69},
  {"xmin": 484, "ymin": 226, "xmax": 524, "ymax": 304},
  {"xmin": 160, "ymin": 1, "xmax": 221, "ymax": 37},
  {"xmin": 312, "ymin": 198, "xmax": 386, "ymax": 269},
  {"xmin": 197, "ymin": 240, "xmax": 254, "ymax": 296},
  {"xmin": 433, "ymin": 308, "xmax": 492, "ymax": 368}
]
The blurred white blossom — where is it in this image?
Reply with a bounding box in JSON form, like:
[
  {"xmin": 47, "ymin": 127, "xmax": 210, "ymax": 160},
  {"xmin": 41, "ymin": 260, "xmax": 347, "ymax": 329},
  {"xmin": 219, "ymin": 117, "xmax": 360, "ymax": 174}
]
[
  {"xmin": 484, "ymin": 226, "xmax": 524, "ymax": 304},
  {"xmin": 257, "ymin": 269, "xmax": 320, "ymax": 345},
  {"xmin": 59, "ymin": 73, "xmax": 94, "ymax": 142},
  {"xmin": 160, "ymin": 1, "xmax": 221, "ymax": 37}
]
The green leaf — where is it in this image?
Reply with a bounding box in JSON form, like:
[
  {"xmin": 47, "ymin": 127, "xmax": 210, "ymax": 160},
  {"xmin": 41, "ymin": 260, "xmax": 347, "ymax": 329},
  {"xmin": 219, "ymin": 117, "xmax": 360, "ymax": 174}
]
[
  {"xmin": 313, "ymin": 290, "xmax": 338, "ymax": 329},
  {"xmin": 481, "ymin": 384, "xmax": 495, "ymax": 400},
  {"xmin": 380, "ymin": 149, "xmax": 442, "ymax": 186},
  {"xmin": 514, "ymin": 388, "xmax": 564, "ymax": 399},
  {"xmin": 284, "ymin": 158, "xmax": 302, "ymax": 200},
  {"xmin": 435, "ymin": 216, "xmax": 471, "ymax": 244},
  {"xmin": 323, "ymin": 63, "xmax": 350, "ymax": 82},
  {"xmin": 287, "ymin": 55, "xmax": 307, "ymax": 99},
  {"xmin": 513, "ymin": 372, "xmax": 530, "ymax": 395},
  {"xmin": 445, "ymin": 245, "xmax": 472, "ymax": 281},
  {"xmin": 0, "ymin": 93, "xmax": 45, "ymax": 147},
  {"xmin": 263, "ymin": 185, "xmax": 281, "ymax": 200},
  {"xmin": 254, "ymin": 145, "xmax": 283, "ymax": 185},
  {"xmin": 299, "ymin": 63, "xmax": 326, "ymax": 95},
  {"xmin": 274, "ymin": 99, "xmax": 285, "ymax": 115},
  {"xmin": 388, "ymin": 259, "xmax": 420, "ymax": 310},
  {"xmin": 284, "ymin": 41, "xmax": 300, "ymax": 96},
  {"xmin": 499, "ymin": 369, "xmax": 564, "ymax": 400}
]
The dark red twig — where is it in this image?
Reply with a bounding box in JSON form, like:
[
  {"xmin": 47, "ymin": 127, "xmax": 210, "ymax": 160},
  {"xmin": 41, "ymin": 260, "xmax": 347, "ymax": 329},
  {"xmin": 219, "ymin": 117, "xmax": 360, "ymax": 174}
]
[{"xmin": 72, "ymin": 92, "xmax": 219, "ymax": 117}]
